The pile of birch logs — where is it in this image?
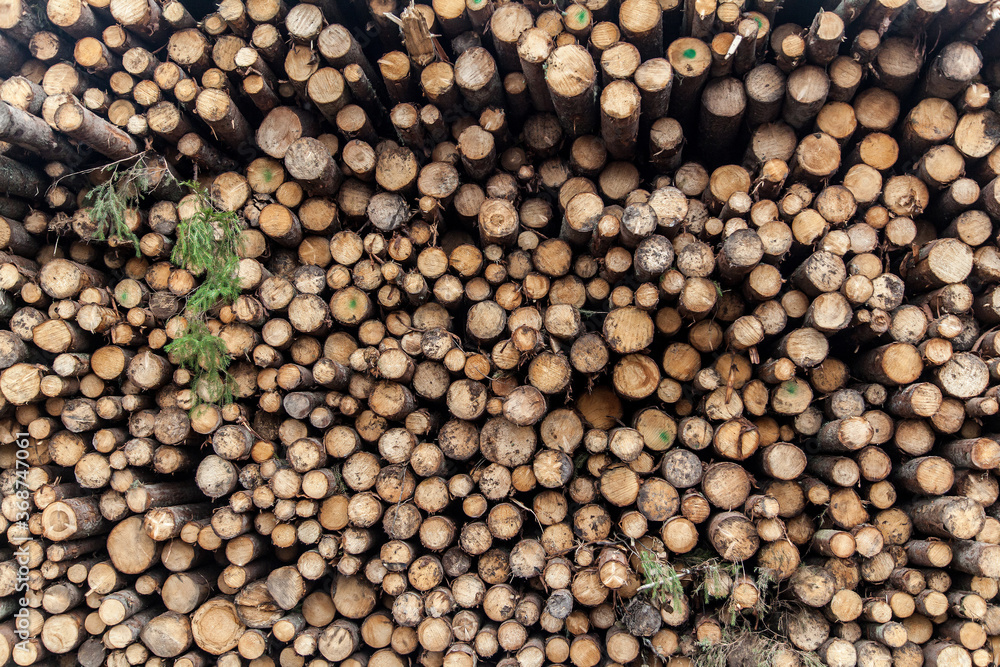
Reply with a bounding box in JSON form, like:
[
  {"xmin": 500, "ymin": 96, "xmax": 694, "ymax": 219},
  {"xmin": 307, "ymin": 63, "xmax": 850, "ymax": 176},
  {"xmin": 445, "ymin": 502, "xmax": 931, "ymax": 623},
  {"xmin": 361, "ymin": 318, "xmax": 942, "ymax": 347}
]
[{"xmin": 6, "ymin": 0, "xmax": 1000, "ymax": 666}]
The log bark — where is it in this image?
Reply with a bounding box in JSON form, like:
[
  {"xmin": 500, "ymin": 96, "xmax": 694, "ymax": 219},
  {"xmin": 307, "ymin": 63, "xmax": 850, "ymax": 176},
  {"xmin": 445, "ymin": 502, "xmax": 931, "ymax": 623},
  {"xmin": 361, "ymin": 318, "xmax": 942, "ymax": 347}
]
[
  {"xmin": 195, "ymin": 88, "xmax": 252, "ymax": 151},
  {"xmin": 55, "ymin": 97, "xmax": 139, "ymax": 160}
]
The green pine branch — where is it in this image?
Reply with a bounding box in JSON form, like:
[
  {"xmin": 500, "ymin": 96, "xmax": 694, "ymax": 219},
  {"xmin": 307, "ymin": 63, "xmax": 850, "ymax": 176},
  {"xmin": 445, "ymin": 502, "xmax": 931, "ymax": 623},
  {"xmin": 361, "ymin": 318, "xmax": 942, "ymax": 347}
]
[
  {"xmin": 83, "ymin": 156, "xmax": 157, "ymax": 255},
  {"xmin": 167, "ymin": 181, "xmax": 243, "ymax": 410},
  {"xmin": 171, "ymin": 181, "xmax": 242, "ymax": 316},
  {"xmin": 165, "ymin": 319, "xmax": 235, "ymax": 408}
]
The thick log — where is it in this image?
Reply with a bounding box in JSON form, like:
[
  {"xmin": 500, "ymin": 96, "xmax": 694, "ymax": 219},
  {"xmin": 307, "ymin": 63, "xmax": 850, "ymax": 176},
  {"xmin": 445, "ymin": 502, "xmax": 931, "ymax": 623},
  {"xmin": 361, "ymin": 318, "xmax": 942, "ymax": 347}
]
[{"xmin": 55, "ymin": 97, "xmax": 139, "ymax": 160}]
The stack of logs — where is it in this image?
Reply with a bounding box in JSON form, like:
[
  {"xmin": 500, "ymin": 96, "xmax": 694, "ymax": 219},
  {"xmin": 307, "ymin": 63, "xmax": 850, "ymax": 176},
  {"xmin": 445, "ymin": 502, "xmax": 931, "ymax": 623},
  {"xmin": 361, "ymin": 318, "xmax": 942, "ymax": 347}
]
[{"xmin": 5, "ymin": 0, "xmax": 1000, "ymax": 666}]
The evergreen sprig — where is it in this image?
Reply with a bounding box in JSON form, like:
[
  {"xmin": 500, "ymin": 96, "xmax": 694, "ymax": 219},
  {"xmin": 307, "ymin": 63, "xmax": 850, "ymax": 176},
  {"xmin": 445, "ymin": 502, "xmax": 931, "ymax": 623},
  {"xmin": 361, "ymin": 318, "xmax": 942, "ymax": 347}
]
[
  {"xmin": 638, "ymin": 548, "xmax": 684, "ymax": 610},
  {"xmin": 165, "ymin": 319, "xmax": 235, "ymax": 408},
  {"xmin": 83, "ymin": 156, "xmax": 157, "ymax": 255},
  {"xmin": 171, "ymin": 182, "xmax": 242, "ymax": 316},
  {"xmin": 167, "ymin": 181, "xmax": 243, "ymax": 410}
]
